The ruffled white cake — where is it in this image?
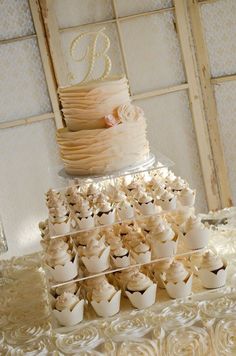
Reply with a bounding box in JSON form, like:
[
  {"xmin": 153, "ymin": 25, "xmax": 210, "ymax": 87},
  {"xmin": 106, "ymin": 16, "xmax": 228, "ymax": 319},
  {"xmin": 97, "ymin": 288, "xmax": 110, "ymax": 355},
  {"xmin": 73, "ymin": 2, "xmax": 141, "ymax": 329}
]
[{"xmin": 57, "ymin": 76, "xmax": 150, "ymax": 175}]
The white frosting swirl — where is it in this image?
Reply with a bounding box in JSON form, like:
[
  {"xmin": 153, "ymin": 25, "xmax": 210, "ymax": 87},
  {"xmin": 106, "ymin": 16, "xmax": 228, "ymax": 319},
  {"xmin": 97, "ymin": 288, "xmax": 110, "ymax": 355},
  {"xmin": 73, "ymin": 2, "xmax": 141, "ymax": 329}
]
[
  {"xmin": 133, "ymin": 242, "xmax": 150, "ymax": 253},
  {"xmin": 166, "ymin": 262, "xmax": 189, "ymax": 283},
  {"xmin": 201, "ymin": 251, "xmax": 224, "ymax": 271},
  {"xmin": 55, "ymin": 292, "xmax": 79, "ymax": 311},
  {"xmin": 138, "ymin": 192, "xmax": 153, "ymax": 204},
  {"xmin": 98, "ymin": 201, "xmax": 112, "ymax": 213},
  {"xmin": 74, "ymin": 200, "xmax": 93, "ymax": 218},
  {"xmin": 113, "ymin": 245, "xmax": 129, "ymax": 257},
  {"xmin": 46, "ymin": 239, "xmax": 72, "ymax": 267},
  {"xmin": 151, "ymin": 223, "xmax": 175, "ymax": 242},
  {"xmin": 171, "ymin": 177, "xmax": 186, "ymax": 191},
  {"xmin": 84, "ymin": 238, "xmax": 106, "ymax": 258},
  {"xmin": 185, "ymin": 216, "xmax": 205, "ymax": 232},
  {"xmin": 92, "ymin": 281, "xmax": 116, "ymax": 302},
  {"xmin": 127, "ymin": 272, "xmax": 153, "ymax": 292}
]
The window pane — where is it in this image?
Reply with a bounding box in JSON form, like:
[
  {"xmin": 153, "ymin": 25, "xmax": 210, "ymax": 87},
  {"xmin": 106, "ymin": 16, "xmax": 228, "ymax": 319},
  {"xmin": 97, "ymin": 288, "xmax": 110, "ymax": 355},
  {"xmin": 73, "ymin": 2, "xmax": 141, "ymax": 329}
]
[
  {"xmin": 200, "ymin": 0, "xmax": 236, "ymax": 77},
  {"xmin": 0, "ymin": 120, "xmax": 64, "ymax": 259},
  {"xmin": 135, "ymin": 91, "xmax": 207, "ymax": 212},
  {"xmin": 55, "ymin": 0, "xmax": 114, "ymax": 29},
  {"xmin": 0, "ymin": 0, "xmax": 34, "ymax": 40},
  {"xmin": 120, "ymin": 12, "xmax": 185, "ymax": 94},
  {"xmin": 0, "ymin": 39, "xmax": 52, "ymax": 123},
  {"xmin": 116, "ymin": 0, "xmax": 173, "ymax": 17},
  {"xmin": 214, "ymin": 81, "xmax": 236, "ymax": 205}
]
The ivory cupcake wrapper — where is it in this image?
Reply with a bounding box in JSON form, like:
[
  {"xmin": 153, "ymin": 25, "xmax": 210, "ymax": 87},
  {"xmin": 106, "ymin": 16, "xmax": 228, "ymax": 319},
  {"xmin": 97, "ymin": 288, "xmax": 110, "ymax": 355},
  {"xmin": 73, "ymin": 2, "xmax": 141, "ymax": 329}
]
[
  {"xmin": 184, "ymin": 228, "xmax": 210, "ymax": 250},
  {"xmin": 46, "ymin": 254, "xmax": 79, "ymax": 282},
  {"xmin": 151, "ymin": 238, "xmax": 178, "ymax": 259},
  {"xmin": 97, "ymin": 209, "xmax": 116, "ymax": 225},
  {"xmin": 81, "ymin": 246, "xmax": 110, "ymax": 273},
  {"xmin": 76, "ymin": 215, "xmax": 95, "ymax": 230},
  {"xmin": 125, "ymin": 283, "xmax": 157, "ymax": 309},
  {"xmin": 111, "ymin": 254, "xmax": 131, "ymax": 268},
  {"xmin": 195, "ymin": 262, "xmax": 228, "ymax": 289},
  {"xmin": 137, "ymin": 201, "xmax": 156, "ymax": 215},
  {"xmin": 163, "ymin": 274, "xmax": 193, "ymax": 299},
  {"xmin": 53, "ymin": 299, "xmax": 84, "ymax": 326},
  {"xmin": 49, "ymin": 218, "xmax": 71, "ymax": 235},
  {"xmin": 131, "ymin": 250, "xmax": 152, "ymax": 264},
  {"xmin": 157, "ymin": 196, "xmax": 177, "ymax": 211},
  {"xmin": 117, "ymin": 205, "xmax": 135, "ymax": 220},
  {"xmin": 91, "ymin": 290, "xmax": 121, "ymax": 317}
]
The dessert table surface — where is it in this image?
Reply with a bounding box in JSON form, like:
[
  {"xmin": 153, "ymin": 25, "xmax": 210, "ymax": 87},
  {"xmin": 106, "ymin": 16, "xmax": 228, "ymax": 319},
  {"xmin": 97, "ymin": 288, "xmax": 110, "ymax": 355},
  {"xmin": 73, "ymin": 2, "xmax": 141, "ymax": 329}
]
[{"xmin": 1, "ymin": 210, "xmax": 236, "ymax": 355}]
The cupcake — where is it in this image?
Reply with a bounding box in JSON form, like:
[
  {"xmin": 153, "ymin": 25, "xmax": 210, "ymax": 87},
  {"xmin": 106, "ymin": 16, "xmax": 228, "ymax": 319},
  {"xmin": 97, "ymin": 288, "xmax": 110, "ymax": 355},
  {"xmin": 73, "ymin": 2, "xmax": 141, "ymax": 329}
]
[
  {"xmin": 46, "ymin": 239, "xmax": 78, "ymax": 282},
  {"xmin": 91, "ymin": 279, "xmax": 121, "ymax": 317},
  {"xmin": 114, "ymin": 267, "xmax": 140, "ymax": 293},
  {"xmin": 183, "ymin": 216, "xmax": 210, "ymax": 250},
  {"xmin": 126, "ymin": 181, "xmax": 140, "ymax": 197},
  {"xmin": 55, "ymin": 282, "xmax": 79, "ymax": 296},
  {"xmin": 53, "ymin": 292, "xmax": 84, "ymax": 326},
  {"xmin": 66, "ymin": 188, "xmax": 82, "ymax": 207},
  {"xmin": 46, "ymin": 189, "xmax": 60, "ymax": 208},
  {"xmin": 163, "ymin": 261, "xmax": 192, "ymax": 299},
  {"xmin": 117, "ymin": 199, "xmax": 135, "ymax": 220},
  {"xmin": 81, "ymin": 238, "xmax": 110, "ymax": 273},
  {"xmin": 171, "ymin": 177, "xmax": 187, "ymax": 193},
  {"xmin": 73, "ymin": 199, "xmax": 95, "ymax": 230},
  {"xmin": 49, "ymin": 199, "xmax": 71, "ymax": 235},
  {"xmin": 157, "ymin": 190, "xmax": 177, "ymax": 211},
  {"xmin": 153, "ymin": 258, "xmax": 173, "ymax": 288},
  {"xmin": 125, "ymin": 272, "xmax": 157, "ymax": 309},
  {"xmin": 111, "ymin": 244, "xmax": 130, "ymax": 268},
  {"xmin": 97, "ymin": 201, "xmax": 116, "ymax": 225},
  {"xmin": 86, "ymin": 183, "xmax": 99, "ymax": 202},
  {"xmin": 131, "ymin": 242, "xmax": 151, "ymax": 264},
  {"xmin": 196, "ymin": 251, "xmax": 227, "ymax": 289},
  {"xmin": 136, "ymin": 191, "xmax": 156, "ymax": 215},
  {"xmin": 150, "ymin": 222, "xmax": 178, "ymax": 259},
  {"xmin": 178, "ymin": 187, "xmax": 196, "ymax": 207}
]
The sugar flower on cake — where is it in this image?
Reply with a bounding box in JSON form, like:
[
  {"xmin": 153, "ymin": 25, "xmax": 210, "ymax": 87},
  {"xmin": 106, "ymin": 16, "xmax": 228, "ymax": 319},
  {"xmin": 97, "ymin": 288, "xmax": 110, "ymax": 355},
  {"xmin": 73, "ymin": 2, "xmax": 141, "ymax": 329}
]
[
  {"xmin": 73, "ymin": 199, "xmax": 95, "ymax": 230},
  {"xmin": 136, "ymin": 191, "xmax": 156, "ymax": 215},
  {"xmin": 53, "ymin": 291, "xmax": 84, "ymax": 326},
  {"xmin": 196, "ymin": 251, "xmax": 227, "ymax": 289},
  {"xmin": 125, "ymin": 271, "xmax": 157, "ymax": 309},
  {"xmin": 90, "ymin": 279, "xmax": 121, "ymax": 317},
  {"xmin": 104, "ymin": 113, "xmax": 121, "ymax": 127},
  {"xmin": 48, "ymin": 199, "xmax": 71, "ymax": 235},
  {"xmin": 183, "ymin": 216, "xmax": 210, "ymax": 250},
  {"xmin": 117, "ymin": 103, "xmax": 144, "ymax": 123},
  {"xmin": 157, "ymin": 190, "xmax": 177, "ymax": 211},
  {"xmin": 150, "ymin": 221, "xmax": 178, "ymax": 259},
  {"xmin": 81, "ymin": 238, "xmax": 110, "ymax": 273},
  {"xmin": 178, "ymin": 187, "xmax": 196, "ymax": 207},
  {"xmin": 45, "ymin": 238, "xmax": 78, "ymax": 282},
  {"xmin": 163, "ymin": 261, "xmax": 193, "ymax": 299}
]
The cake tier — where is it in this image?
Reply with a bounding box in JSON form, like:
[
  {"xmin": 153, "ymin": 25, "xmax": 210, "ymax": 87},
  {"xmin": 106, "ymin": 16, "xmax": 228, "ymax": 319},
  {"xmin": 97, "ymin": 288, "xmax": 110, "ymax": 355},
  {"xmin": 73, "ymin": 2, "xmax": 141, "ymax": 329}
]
[
  {"xmin": 58, "ymin": 76, "xmax": 130, "ymax": 131},
  {"xmin": 57, "ymin": 117, "xmax": 149, "ymax": 175}
]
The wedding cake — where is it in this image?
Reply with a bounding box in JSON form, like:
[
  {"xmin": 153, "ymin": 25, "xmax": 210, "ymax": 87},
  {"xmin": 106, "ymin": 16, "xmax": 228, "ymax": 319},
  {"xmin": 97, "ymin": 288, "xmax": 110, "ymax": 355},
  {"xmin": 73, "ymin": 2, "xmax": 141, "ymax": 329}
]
[{"xmin": 56, "ymin": 76, "xmax": 150, "ymax": 176}]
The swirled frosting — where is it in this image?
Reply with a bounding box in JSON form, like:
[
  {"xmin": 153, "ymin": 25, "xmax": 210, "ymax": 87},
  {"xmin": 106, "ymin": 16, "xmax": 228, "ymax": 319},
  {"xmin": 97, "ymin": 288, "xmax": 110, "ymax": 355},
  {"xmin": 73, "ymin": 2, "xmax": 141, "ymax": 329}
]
[
  {"xmin": 56, "ymin": 282, "xmax": 78, "ymax": 296},
  {"xmin": 92, "ymin": 281, "xmax": 116, "ymax": 302},
  {"xmin": 201, "ymin": 251, "xmax": 224, "ymax": 271},
  {"xmin": 113, "ymin": 190, "xmax": 127, "ymax": 203},
  {"xmin": 185, "ymin": 216, "xmax": 205, "ymax": 232},
  {"xmin": 98, "ymin": 201, "xmax": 113, "ymax": 213},
  {"xmin": 127, "ymin": 272, "xmax": 153, "ymax": 292},
  {"xmin": 55, "ymin": 292, "xmax": 79, "ymax": 311},
  {"xmin": 137, "ymin": 192, "xmax": 153, "ymax": 204},
  {"xmin": 87, "ymin": 183, "xmax": 98, "ymax": 197},
  {"xmin": 159, "ymin": 190, "xmax": 175, "ymax": 202},
  {"xmin": 84, "ymin": 238, "xmax": 106, "ymax": 258},
  {"xmin": 113, "ymin": 245, "xmax": 129, "ymax": 257},
  {"xmin": 133, "ymin": 242, "xmax": 150, "ymax": 254},
  {"xmin": 151, "ymin": 222, "xmax": 175, "ymax": 242},
  {"xmin": 76, "ymin": 230, "xmax": 100, "ymax": 246},
  {"xmin": 166, "ymin": 261, "xmax": 189, "ymax": 283},
  {"xmin": 46, "ymin": 239, "xmax": 72, "ymax": 267},
  {"xmin": 74, "ymin": 200, "xmax": 93, "ymax": 218},
  {"xmin": 171, "ymin": 177, "xmax": 186, "ymax": 191}
]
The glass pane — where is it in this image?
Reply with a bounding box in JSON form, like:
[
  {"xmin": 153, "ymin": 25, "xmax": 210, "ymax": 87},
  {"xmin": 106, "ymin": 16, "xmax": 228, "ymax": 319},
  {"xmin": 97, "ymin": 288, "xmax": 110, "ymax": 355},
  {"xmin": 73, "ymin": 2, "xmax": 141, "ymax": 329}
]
[
  {"xmin": 0, "ymin": 120, "xmax": 64, "ymax": 260},
  {"xmin": 200, "ymin": 0, "xmax": 236, "ymax": 77},
  {"xmin": 116, "ymin": 0, "xmax": 173, "ymax": 17},
  {"xmin": 214, "ymin": 82, "xmax": 236, "ymax": 205},
  {"xmin": 0, "ymin": 0, "xmax": 35, "ymax": 40},
  {"xmin": 0, "ymin": 39, "xmax": 52, "ymax": 123},
  {"xmin": 135, "ymin": 91, "xmax": 207, "ymax": 212},
  {"xmin": 60, "ymin": 24, "xmax": 124, "ymax": 85},
  {"xmin": 55, "ymin": 0, "xmax": 114, "ymax": 29},
  {"xmin": 120, "ymin": 12, "xmax": 186, "ymax": 94}
]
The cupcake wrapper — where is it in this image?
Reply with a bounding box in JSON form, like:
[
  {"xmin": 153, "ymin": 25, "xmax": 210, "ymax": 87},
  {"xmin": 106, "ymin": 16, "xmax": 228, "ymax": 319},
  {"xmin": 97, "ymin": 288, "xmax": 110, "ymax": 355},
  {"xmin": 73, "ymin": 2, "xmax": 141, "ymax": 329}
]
[
  {"xmin": 164, "ymin": 274, "xmax": 193, "ymax": 299},
  {"xmin": 197, "ymin": 265, "xmax": 227, "ymax": 289},
  {"xmin": 97, "ymin": 210, "xmax": 116, "ymax": 225},
  {"xmin": 82, "ymin": 246, "xmax": 110, "ymax": 273},
  {"xmin": 137, "ymin": 202, "xmax": 156, "ymax": 215},
  {"xmin": 151, "ymin": 239, "xmax": 178, "ymax": 259},
  {"xmin": 131, "ymin": 250, "xmax": 151, "ymax": 264},
  {"xmin": 46, "ymin": 254, "xmax": 78, "ymax": 282},
  {"xmin": 53, "ymin": 299, "xmax": 84, "ymax": 326},
  {"xmin": 49, "ymin": 218, "xmax": 71, "ymax": 235},
  {"xmin": 111, "ymin": 254, "xmax": 131, "ymax": 268},
  {"xmin": 76, "ymin": 215, "xmax": 95, "ymax": 230},
  {"xmin": 125, "ymin": 283, "xmax": 157, "ymax": 309},
  {"xmin": 184, "ymin": 228, "xmax": 210, "ymax": 250},
  {"xmin": 91, "ymin": 290, "xmax": 121, "ymax": 317}
]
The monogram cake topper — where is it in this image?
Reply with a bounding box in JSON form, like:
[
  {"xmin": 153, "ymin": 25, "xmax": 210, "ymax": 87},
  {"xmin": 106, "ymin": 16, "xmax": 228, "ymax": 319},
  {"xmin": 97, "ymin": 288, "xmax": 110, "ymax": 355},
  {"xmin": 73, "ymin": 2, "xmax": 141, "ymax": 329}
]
[{"xmin": 70, "ymin": 27, "xmax": 112, "ymax": 83}]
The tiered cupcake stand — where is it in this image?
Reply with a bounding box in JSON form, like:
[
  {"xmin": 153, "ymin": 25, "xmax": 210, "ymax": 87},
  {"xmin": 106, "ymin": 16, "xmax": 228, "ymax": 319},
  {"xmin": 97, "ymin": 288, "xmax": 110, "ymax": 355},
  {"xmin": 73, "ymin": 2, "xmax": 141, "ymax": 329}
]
[{"xmin": 40, "ymin": 155, "xmax": 228, "ymax": 331}]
